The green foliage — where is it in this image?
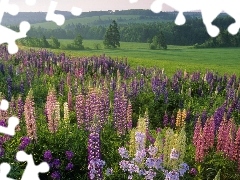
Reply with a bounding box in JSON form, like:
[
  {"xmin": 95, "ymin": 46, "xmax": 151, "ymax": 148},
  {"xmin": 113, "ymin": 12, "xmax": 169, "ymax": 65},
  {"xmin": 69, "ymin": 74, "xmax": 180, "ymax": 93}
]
[
  {"xmin": 151, "ymin": 31, "xmax": 167, "ymax": 50},
  {"xmin": 50, "ymin": 36, "xmax": 60, "ymax": 49},
  {"xmin": 104, "ymin": 20, "xmax": 120, "ymax": 48},
  {"xmin": 41, "ymin": 35, "xmax": 50, "ymax": 48},
  {"xmin": 93, "ymin": 43, "xmax": 101, "ymax": 50},
  {"xmin": 73, "ymin": 34, "xmax": 84, "ymax": 50}
]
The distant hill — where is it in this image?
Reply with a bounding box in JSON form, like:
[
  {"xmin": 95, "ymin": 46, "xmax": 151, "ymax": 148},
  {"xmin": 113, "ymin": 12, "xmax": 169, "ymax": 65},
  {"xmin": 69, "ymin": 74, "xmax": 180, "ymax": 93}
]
[{"xmin": 2, "ymin": 9, "xmax": 206, "ymax": 27}]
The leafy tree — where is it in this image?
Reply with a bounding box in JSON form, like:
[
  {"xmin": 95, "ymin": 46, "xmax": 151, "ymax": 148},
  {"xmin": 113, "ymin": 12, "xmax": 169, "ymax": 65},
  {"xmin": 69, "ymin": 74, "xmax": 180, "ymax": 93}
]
[
  {"xmin": 73, "ymin": 34, "xmax": 84, "ymax": 49},
  {"xmin": 151, "ymin": 32, "xmax": 167, "ymax": 50},
  {"xmin": 103, "ymin": 20, "xmax": 120, "ymax": 48},
  {"xmin": 158, "ymin": 31, "xmax": 167, "ymax": 49},
  {"xmin": 41, "ymin": 35, "xmax": 50, "ymax": 48},
  {"xmin": 50, "ymin": 36, "xmax": 60, "ymax": 49}
]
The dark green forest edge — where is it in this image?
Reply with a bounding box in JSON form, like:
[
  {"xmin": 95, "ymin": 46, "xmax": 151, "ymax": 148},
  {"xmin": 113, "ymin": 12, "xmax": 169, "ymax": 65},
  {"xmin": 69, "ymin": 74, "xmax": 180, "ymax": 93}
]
[{"xmin": 8, "ymin": 10, "xmax": 240, "ymax": 49}]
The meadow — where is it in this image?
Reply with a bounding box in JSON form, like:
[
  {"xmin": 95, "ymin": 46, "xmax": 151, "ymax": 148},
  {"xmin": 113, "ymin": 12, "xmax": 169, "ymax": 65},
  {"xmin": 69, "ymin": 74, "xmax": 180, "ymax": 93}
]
[
  {"xmin": 23, "ymin": 39, "xmax": 240, "ymax": 76},
  {"xmin": 0, "ymin": 40, "xmax": 239, "ymax": 180}
]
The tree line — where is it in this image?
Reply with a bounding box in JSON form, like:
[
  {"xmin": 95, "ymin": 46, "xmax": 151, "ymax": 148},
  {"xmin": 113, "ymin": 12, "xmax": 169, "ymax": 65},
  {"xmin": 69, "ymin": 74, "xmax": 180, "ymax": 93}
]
[{"xmin": 13, "ymin": 15, "xmax": 240, "ymax": 48}]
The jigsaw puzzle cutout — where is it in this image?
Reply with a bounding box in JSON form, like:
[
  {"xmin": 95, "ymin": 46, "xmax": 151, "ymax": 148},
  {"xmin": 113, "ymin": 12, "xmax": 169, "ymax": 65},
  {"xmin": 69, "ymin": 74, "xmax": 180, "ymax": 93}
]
[
  {"xmin": 0, "ymin": 99, "xmax": 49, "ymax": 179},
  {"xmin": 0, "ymin": 0, "xmax": 35, "ymax": 54},
  {"xmin": 0, "ymin": 151, "xmax": 49, "ymax": 180},
  {"xmin": 0, "ymin": 163, "xmax": 15, "ymax": 180},
  {"xmin": 0, "ymin": 99, "xmax": 19, "ymax": 136},
  {"xmin": 16, "ymin": 151, "xmax": 50, "ymax": 180},
  {"xmin": 0, "ymin": 21, "xmax": 30, "ymax": 54},
  {"xmin": 131, "ymin": 0, "xmax": 240, "ymax": 37},
  {"xmin": 46, "ymin": 0, "xmax": 82, "ymax": 26}
]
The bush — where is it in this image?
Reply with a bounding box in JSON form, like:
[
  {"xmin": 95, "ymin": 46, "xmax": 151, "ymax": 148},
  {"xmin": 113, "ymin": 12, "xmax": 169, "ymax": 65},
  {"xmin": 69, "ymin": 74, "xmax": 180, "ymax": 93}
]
[{"xmin": 150, "ymin": 43, "xmax": 157, "ymax": 50}]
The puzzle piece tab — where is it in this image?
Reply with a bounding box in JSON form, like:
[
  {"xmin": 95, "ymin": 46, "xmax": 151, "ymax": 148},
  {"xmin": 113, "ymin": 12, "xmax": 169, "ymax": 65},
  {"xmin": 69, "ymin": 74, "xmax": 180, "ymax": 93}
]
[
  {"xmin": 0, "ymin": 116, "xmax": 19, "ymax": 136},
  {"xmin": 0, "ymin": 163, "xmax": 15, "ymax": 180},
  {"xmin": 46, "ymin": 0, "xmax": 82, "ymax": 26},
  {"xmin": 0, "ymin": 21, "xmax": 30, "ymax": 54},
  {"xmin": 0, "ymin": 0, "xmax": 19, "ymax": 23},
  {"xmin": 0, "ymin": 99, "xmax": 9, "ymax": 111},
  {"xmin": 16, "ymin": 151, "xmax": 49, "ymax": 180}
]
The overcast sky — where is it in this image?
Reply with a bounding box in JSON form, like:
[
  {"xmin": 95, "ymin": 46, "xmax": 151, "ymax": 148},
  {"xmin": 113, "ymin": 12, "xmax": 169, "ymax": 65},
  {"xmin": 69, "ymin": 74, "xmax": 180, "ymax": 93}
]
[{"xmin": 12, "ymin": 0, "xmax": 174, "ymax": 12}]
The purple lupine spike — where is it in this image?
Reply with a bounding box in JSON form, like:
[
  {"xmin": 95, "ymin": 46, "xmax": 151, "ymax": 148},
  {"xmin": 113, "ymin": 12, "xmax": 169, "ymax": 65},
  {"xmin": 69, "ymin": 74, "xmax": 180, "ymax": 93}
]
[
  {"xmin": 113, "ymin": 84, "xmax": 128, "ymax": 136},
  {"xmin": 76, "ymin": 93, "xmax": 85, "ymax": 129},
  {"xmin": 201, "ymin": 109, "xmax": 208, "ymax": 126},
  {"xmin": 170, "ymin": 114, "xmax": 175, "ymax": 128},
  {"xmin": 163, "ymin": 112, "xmax": 168, "ymax": 127},
  {"xmin": 87, "ymin": 128, "xmax": 105, "ymax": 180},
  {"xmin": 85, "ymin": 88, "xmax": 100, "ymax": 131},
  {"xmin": 213, "ymin": 104, "xmax": 226, "ymax": 132}
]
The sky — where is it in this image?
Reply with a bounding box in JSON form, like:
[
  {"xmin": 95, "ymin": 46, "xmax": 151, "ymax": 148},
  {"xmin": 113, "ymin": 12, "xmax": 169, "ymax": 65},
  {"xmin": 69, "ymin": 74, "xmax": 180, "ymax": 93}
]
[{"xmin": 12, "ymin": 0, "xmax": 175, "ymax": 12}]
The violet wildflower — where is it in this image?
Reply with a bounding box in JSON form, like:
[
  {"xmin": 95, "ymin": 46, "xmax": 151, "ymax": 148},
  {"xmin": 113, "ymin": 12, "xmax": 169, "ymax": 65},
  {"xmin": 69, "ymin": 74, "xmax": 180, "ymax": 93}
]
[
  {"xmin": 0, "ymin": 145, "xmax": 5, "ymax": 157},
  {"xmin": 189, "ymin": 168, "xmax": 198, "ymax": 176},
  {"xmin": 164, "ymin": 170, "xmax": 179, "ymax": 180},
  {"xmin": 52, "ymin": 159, "xmax": 61, "ymax": 169},
  {"xmin": 51, "ymin": 171, "xmax": 61, "ymax": 180},
  {"xmin": 43, "ymin": 150, "xmax": 53, "ymax": 163},
  {"xmin": 65, "ymin": 162, "xmax": 74, "ymax": 171},
  {"xmin": 118, "ymin": 147, "xmax": 129, "ymax": 159},
  {"xmin": 18, "ymin": 136, "xmax": 31, "ymax": 150},
  {"xmin": 65, "ymin": 150, "xmax": 74, "ymax": 161}
]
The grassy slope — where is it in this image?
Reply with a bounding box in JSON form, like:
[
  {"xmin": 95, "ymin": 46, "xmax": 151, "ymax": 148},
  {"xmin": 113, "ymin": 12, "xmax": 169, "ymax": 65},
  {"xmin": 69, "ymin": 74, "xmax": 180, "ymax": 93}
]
[
  {"xmin": 32, "ymin": 15, "xmax": 169, "ymax": 29},
  {"xmin": 21, "ymin": 39, "xmax": 240, "ymax": 76}
]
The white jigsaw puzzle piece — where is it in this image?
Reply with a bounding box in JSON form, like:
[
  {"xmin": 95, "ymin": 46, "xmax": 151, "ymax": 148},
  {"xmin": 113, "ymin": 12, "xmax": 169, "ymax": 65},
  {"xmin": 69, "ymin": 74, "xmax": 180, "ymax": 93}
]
[
  {"xmin": 0, "ymin": 163, "xmax": 16, "ymax": 180},
  {"xmin": 16, "ymin": 151, "xmax": 49, "ymax": 180},
  {"xmin": 0, "ymin": 116, "xmax": 19, "ymax": 136},
  {"xmin": 46, "ymin": 0, "xmax": 82, "ymax": 26},
  {"xmin": 0, "ymin": 21, "xmax": 30, "ymax": 54},
  {"xmin": 0, "ymin": 0, "xmax": 19, "ymax": 23},
  {"xmin": 148, "ymin": 0, "xmax": 240, "ymax": 37},
  {"xmin": 0, "ymin": 99, "xmax": 9, "ymax": 111}
]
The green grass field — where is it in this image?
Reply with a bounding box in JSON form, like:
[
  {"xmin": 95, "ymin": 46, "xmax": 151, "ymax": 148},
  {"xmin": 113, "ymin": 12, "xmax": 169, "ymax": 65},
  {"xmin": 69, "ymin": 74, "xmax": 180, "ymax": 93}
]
[{"xmin": 21, "ymin": 39, "xmax": 240, "ymax": 76}]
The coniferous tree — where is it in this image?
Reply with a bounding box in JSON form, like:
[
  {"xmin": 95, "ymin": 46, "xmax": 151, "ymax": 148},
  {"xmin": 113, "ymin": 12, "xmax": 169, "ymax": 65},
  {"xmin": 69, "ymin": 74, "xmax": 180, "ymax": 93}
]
[{"xmin": 103, "ymin": 20, "xmax": 120, "ymax": 48}]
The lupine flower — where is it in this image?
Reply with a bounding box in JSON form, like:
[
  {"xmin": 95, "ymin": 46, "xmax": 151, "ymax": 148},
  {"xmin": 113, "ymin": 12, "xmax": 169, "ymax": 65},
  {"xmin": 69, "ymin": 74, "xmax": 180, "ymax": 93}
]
[
  {"xmin": 24, "ymin": 89, "xmax": 37, "ymax": 141},
  {"xmin": 118, "ymin": 147, "xmax": 129, "ymax": 159},
  {"xmin": 193, "ymin": 117, "xmax": 202, "ymax": 147},
  {"xmin": 234, "ymin": 127, "xmax": 240, "ymax": 171},
  {"xmin": 18, "ymin": 136, "xmax": 31, "ymax": 150},
  {"xmin": 126, "ymin": 100, "xmax": 133, "ymax": 131},
  {"xmin": 75, "ymin": 93, "xmax": 85, "ymax": 128},
  {"xmin": 45, "ymin": 87, "xmax": 60, "ymax": 133},
  {"xmin": 65, "ymin": 150, "xmax": 74, "ymax": 161},
  {"xmin": 51, "ymin": 171, "xmax": 61, "ymax": 180},
  {"xmin": 63, "ymin": 102, "xmax": 69, "ymax": 123},
  {"xmin": 164, "ymin": 170, "xmax": 179, "ymax": 180},
  {"xmin": 65, "ymin": 162, "xmax": 74, "ymax": 171},
  {"xmin": 88, "ymin": 129, "xmax": 104, "ymax": 179},
  {"xmin": 0, "ymin": 145, "xmax": 5, "ymax": 157},
  {"xmin": 43, "ymin": 150, "xmax": 53, "ymax": 163},
  {"xmin": 163, "ymin": 111, "xmax": 168, "ymax": 127},
  {"xmin": 17, "ymin": 95, "xmax": 24, "ymax": 120},
  {"xmin": 52, "ymin": 159, "xmax": 61, "ymax": 169},
  {"xmin": 189, "ymin": 168, "xmax": 198, "ymax": 176}
]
